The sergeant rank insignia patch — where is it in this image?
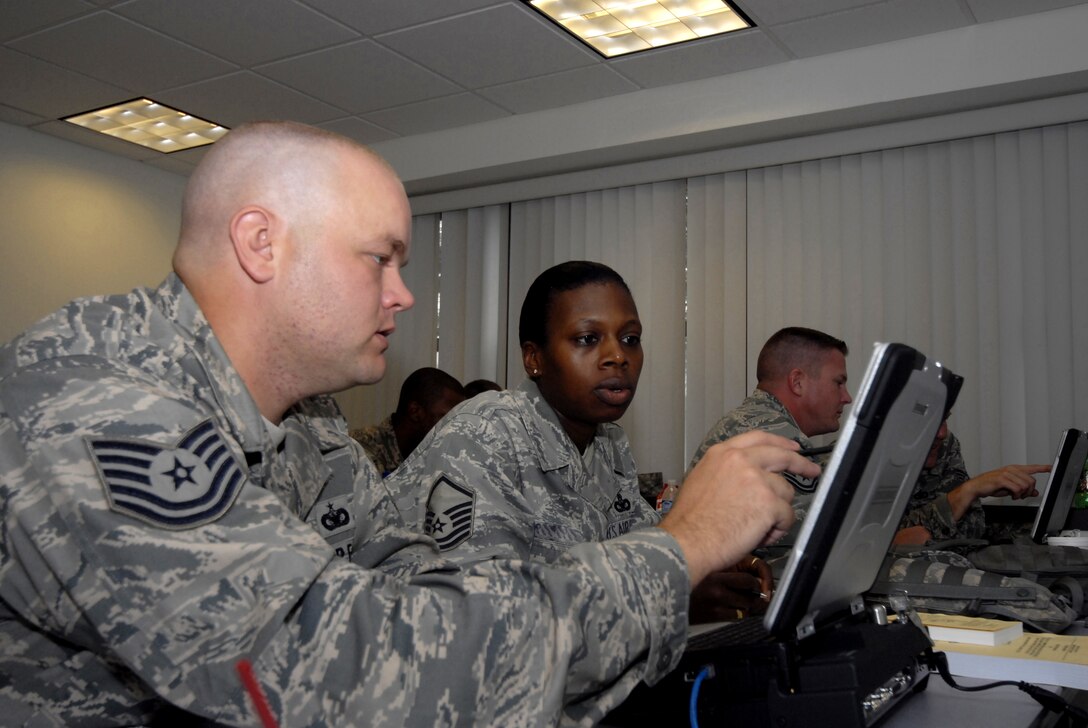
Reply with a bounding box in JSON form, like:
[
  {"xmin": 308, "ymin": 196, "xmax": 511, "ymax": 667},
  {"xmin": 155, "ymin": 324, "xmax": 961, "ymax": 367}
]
[
  {"xmin": 783, "ymin": 472, "xmax": 820, "ymax": 493},
  {"xmin": 425, "ymin": 476, "xmax": 475, "ymax": 551},
  {"xmin": 86, "ymin": 420, "xmax": 246, "ymax": 529}
]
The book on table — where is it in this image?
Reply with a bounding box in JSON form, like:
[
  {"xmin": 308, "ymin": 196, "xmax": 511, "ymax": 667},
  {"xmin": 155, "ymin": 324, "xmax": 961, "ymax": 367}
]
[
  {"xmin": 934, "ymin": 632, "xmax": 1088, "ymax": 689},
  {"xmin": 917, "ymin": 612, "xmax": 1023, "ymax": 646}
]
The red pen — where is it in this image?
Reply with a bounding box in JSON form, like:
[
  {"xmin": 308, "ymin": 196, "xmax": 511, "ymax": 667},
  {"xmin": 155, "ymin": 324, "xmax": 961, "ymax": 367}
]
[{"xmin": 236, "ymin": 659, "xmax": 280, "ymax": 728}]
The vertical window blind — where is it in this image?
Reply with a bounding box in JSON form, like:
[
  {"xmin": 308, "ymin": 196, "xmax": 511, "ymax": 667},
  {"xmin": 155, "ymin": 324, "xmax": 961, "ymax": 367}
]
[{"xmin": 342, "ymin": 120, "xmax": 1087, "ymax": 483}]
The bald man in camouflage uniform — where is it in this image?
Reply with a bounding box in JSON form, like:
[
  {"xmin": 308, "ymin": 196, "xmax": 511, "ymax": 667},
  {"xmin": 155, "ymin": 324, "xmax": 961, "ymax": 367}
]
[
  {"xmin": 386, "ymin": 379, "xmax": 657, "ymax": 565},
  {"xmin": 0, "ymin": 121, "xmax": 813, "ymax": 726}
]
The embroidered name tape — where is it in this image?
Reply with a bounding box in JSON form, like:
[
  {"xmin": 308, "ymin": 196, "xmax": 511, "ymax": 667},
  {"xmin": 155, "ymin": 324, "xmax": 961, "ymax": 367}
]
[{"xmin": 87, "ymin": 420, "xmax": 246, "ymax": 529}]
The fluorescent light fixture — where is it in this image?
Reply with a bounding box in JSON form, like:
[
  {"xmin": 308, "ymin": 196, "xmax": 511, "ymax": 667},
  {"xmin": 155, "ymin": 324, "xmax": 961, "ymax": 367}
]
[
  {"xmin": 526, "ymin": 0, "xmax": 751, "ymax": 57},
  {"xmin": 63, "ymin": 98, "xmax": 228, "ymax": 153}
]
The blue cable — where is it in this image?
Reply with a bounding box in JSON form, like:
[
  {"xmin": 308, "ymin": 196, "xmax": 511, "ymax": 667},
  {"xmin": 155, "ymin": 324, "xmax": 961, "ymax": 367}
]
[{"xmin": 690, "ymin": 664, "xmax": 713, "ymax": 728}]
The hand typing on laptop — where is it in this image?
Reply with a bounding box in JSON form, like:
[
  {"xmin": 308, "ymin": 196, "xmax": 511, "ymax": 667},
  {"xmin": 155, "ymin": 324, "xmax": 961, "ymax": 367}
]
[
  {"xmin": 657, "ymin": 430, "xmax": 819, "ymax": 588},
  {"xmin": 689, "ymin": 554, "xmax": 774, "ymax": 623}
]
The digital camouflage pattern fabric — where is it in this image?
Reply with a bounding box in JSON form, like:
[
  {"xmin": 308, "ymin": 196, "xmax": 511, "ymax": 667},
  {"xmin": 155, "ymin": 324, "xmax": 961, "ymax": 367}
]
[
  {"xmin": 385, "ymin": 379, "xmax": 659, "ymax": 566},
  {"xmin": 0, "ymin": 275, "xmax": 690, "ymax": 727},
  {"xmin": 898, "ymin": 432, "xmax": 986, "ymax": 542},
  {"xmin": 688, "ymin": 389, "xmax": 823, "ymax": 526},
  {"xmin": 871, "ymin": 551, "xmax": 1076, "ymax": 633},
  {"xmin": 349, "ymin": 415, "xmax": 401, "ymax": 477}
]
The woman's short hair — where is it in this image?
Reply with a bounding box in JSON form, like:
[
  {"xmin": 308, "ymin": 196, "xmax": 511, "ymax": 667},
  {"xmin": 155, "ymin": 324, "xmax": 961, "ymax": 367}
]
[{"xmin": 518, "ymin": 261, "xmax": 631, "ymax": 346}]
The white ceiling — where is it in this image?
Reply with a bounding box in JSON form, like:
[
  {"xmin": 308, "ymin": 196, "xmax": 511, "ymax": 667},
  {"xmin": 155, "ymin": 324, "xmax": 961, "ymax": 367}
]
[{"xmin": 4, "ymin": 0, "xmax": 1088, "ymax": 194}]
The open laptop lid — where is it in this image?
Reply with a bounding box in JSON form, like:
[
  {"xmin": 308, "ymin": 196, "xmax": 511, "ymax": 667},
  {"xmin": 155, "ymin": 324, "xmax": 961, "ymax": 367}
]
[
  {"xmin": 764, "ymin": 342, "xmax": 949, "ymax": 641},
  {"xmin": 1030, "ymin": 428, "xmax": 1088, "ymax": 543}
]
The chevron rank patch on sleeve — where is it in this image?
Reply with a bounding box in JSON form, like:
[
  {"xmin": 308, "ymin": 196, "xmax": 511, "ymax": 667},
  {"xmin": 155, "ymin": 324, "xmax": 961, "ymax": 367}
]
[
  {"xmin": 783, "ymin": 471, "xmax": 820, "ymax": 493},
  {"xmin": 85, "ymin": 419, "xmax": 246, "ymax": 529},
  {"xmin": 425, "ymin": 476, "xmax": 476, "ymax": 551}
]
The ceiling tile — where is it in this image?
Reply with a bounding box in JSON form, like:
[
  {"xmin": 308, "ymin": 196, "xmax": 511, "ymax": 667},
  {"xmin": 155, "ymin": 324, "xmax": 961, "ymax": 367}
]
[
  {"xmin": 9, "ymin": 13, "xmax": 236, "ymax": 92},
  {"xmin": 258, "ymin": 40, "xmax": 460, "ymax": 113},
  {"xmin": 732, "ymin": 0, "xmax": 881, "ymax": 26},
  {"xmin": 4, "ymin": 0, "xmax": 1088, "ymax": 181},
  {"xmin": 141, "ymin": 143, "xmax": 210, "ymax": 175},
  {"xmin": 0, "ymin": 0, "xmax": 94, "ymax": 42},
  {"xmin": 0, "ymin": 103, "xmax": 49, "ymax": 126},
  {"xmin": 157, "ymin": 71, "xmax": 343, "ymax": 127},
  {"xmin": 0, "ymin": 46, "xmax": 132, "ymax": 119},
  {"xmin": 30, "ymin": 118, "xmax": 164, "ymax": 161},
  {"xmin": 114, "ymin": 0, "xmax": 360, "ymax": 67},
  {"xmin": 478, "ymin": 65, "xmax": 640, "ymax": 114},
  {"xmin": 767, "ymin": 0, "xmax": 972, "ymax": 58},
  {"xmin": 965, "ymin": 0, "xmax": 1088, "ymax": 22},
  {"xmin": 317, "ymin": 116, "xmax": 400, "ymax": 144},
  {"xmin": 363, "ymin": 93, "xmax": 508, "ymax": 135},
  {"xmin": 378, "ymin": 4, "xmax": 598, "ymax": 88},
  {"xmin": 611, "ymin": 29, "xmax": 791, "ymax": 89},
  {"xmin": 301, "ymin": 0, "xmax": 499, "ymax": 35}
]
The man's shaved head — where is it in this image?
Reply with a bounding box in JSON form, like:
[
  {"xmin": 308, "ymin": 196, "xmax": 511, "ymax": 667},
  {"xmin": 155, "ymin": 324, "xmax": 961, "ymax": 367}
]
[
  {"xmin": 168, "ymin": 120, "xmax": 414, "ymax": 422},
  {"xmin": 174, "ymin": 121, "xmax": 395, "ymax": 275}
]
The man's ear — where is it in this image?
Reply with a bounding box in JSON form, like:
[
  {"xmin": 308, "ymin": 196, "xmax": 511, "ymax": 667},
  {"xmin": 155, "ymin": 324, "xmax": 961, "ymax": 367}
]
[
  {"xmin": 230, "ymin": 206, "xmax": 276, "ymax": 283},
  {"xmin": 787, "ymin": 368, "xmax": 806, "ymax": 397}
]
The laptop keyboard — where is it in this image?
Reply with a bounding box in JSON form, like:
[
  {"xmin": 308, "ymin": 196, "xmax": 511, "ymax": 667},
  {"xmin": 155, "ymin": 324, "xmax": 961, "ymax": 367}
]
[{"xmin": 687, "ymin": 616, "xmax": 772, "ymax": 650}]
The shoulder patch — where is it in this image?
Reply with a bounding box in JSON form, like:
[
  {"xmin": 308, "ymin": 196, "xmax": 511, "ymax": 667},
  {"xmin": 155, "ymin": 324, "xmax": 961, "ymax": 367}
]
[
  {"xmin": 424, "ymin": 476, "xmax": 475, "ymax": 551},
  {"xmin": 783, "ymin": 471, "xmax": 820, "ymax": 493},
  {"xmin": 86, "ymin": 420, "xmax": 246, "ymax": 529}
]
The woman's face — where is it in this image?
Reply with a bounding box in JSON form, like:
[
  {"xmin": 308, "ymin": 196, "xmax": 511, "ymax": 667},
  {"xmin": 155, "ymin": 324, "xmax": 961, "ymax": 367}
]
[{"xmin": 525, "ymin": 281, "xmax": 643, "ymax": 449}]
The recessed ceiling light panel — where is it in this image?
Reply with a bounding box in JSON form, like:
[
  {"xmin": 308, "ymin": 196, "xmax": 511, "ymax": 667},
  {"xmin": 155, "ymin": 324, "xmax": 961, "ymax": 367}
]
[
  {"xmin": 526, "ymin": 0, "xmax": 752, "ymax": 57},
  {"xmin": 63, "ymin": 98, "xmax": 228, "ymax": 153}
]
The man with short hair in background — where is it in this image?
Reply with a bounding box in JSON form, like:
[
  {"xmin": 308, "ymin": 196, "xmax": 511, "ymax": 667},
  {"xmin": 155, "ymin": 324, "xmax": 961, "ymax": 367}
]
[
  {"xmin": 350, "ymin": 366, "xmax": 466, "ymax": 476},
  {"xmin": 690, "ymin": 326, "xmax": 852, "ymax": 527}
]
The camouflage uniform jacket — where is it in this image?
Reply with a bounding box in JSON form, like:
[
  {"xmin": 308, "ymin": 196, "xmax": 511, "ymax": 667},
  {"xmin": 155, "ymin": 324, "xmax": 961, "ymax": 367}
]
[
  {"xmin": 898, "ymin": 432, "xmax": 986, "ymax": 541},
  {"xmin": 688, "ymin": 389, "xmax": 821, "ymax": 525},
  {"xmin": 0, "ymin": 274, "xmax": 689, "ymax": 727},
  {"xmin": 384, "ymin": 379, "xmax": 659, "ymax": 565},
  {"xmin": 349, "ymin": 415, "xmax": 401, "ymax": 476}
]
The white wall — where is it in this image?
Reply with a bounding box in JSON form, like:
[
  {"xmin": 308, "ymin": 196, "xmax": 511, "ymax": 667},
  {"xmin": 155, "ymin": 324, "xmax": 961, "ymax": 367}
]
[
  {"xmin": 0, "ymin": 121, "xmax": 391, "ymax": 429},
  {"xmin": 0, "ymin": 121, "xmax": 184, "ymax": 343}
]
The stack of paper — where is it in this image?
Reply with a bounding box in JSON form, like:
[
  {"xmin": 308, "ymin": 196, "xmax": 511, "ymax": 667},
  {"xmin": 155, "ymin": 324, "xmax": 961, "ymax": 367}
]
[
  {"xmin": 934, "ymin": 632, "xmax": 1088, "ymax": 688},
  {"xmin": 917, "ymin": 612, "xmax": 1023, "ymax": 646}
]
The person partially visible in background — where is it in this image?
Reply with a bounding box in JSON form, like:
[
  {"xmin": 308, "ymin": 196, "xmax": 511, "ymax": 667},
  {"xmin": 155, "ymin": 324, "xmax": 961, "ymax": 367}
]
[
  {"xmin": 350, "ymin": 366, "xmax": 466, "ymax": 476},
  {"xmin": 464, "ymin": 378, "xmax": 503, "ymax": 397}
]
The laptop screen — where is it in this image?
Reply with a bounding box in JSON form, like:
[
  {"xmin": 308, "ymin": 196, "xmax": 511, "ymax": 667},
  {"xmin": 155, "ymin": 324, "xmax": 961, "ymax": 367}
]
[
  {"xmin": 764, "ymin": 342, "xmax": 950, "ymax": 640},
  {"xmin": 1030, "ymin": 428, "xmax": 1088, "ymax": 543}
]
